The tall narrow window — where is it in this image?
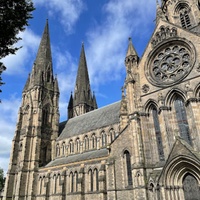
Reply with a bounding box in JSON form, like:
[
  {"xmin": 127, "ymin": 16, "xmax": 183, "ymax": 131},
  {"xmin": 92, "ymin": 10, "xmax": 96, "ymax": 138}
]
[
  {"xmin": 84, "ymin": 136, "xmax": 89, "ymax": 150},
  {"xmin": 174, "ymin": 97, "xmax": 191, "ymax": 144},
  {"xmin": 88, "ymin": 169, "xmax": 93, "ymax": 191},
  {"xmin": 56, "ymin": 144, "xmax": 60, "ymax": 157},
  {"xmin": 152, "ymin": 107, "xmax": 165, "ymax": 161},
  {"xmin": 74, "ymin": 171, "xmax": 78, "ymax": 192},
  {"xmin": 124, "ymin": 150, "xmax": 132, "ymax": 186},
  {"xmin": 62, "ymin": 142, "xmax": 65, "ymax": 156},
  {"xmin": 92, "ymin": 134, "xmax": 97, "ymax": 149},
  {"xmin": 76, "ymin": 138, "xmax": 80, "ymax": 153},
  {"xmin": 101, "ymin": 131, "xmax": 107, "ymax": 147},
  {"xmin": 69, "ymin": 140, "xmax": 74, "ymax": 153},
  {"xmin": 70, "ymin": 172, "xmax": 74, "ymax": 193},
  {"xmin": 93, "ymin": 168, "xmax": 99, "ymax": 191}
]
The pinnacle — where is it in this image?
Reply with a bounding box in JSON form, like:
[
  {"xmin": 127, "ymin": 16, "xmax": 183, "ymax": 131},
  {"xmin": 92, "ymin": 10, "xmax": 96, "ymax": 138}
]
[{"xmin": 126, "ymin": 37, "xmax": 138, "ymax": 57}]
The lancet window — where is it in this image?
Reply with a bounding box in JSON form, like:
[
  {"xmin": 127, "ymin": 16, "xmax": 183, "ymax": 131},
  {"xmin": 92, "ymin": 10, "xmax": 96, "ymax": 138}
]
[
  {"xmin": 152, "ymin": 107, "xmax": 165, "ymax": 161},
  {"xmin": 174, "ymin": 97, "xmax": 191, "ymax": 144},
  {"xmin": 124, "ymin": 150, "xmax": 132, "ymax": 186}
]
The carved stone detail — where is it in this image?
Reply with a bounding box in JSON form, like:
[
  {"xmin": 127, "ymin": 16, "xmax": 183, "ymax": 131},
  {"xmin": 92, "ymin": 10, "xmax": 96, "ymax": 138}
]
[
  {"xmin": 142, "ymin": 84, "xmax": 150, "ymax": 93},
  {"xmin": 151, "ymin": 26, "xmax": 177, "ymax": 48}
]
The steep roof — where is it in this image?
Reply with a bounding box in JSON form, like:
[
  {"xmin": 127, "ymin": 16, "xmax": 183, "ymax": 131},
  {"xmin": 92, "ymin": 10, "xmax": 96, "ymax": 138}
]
[
  {"xmin": 58, "ymin": 101, "xmax": 121, "ymax": 140},
  {"xmin": 46, "ymin": 148, "xmax": 109, "ymax": 167}
]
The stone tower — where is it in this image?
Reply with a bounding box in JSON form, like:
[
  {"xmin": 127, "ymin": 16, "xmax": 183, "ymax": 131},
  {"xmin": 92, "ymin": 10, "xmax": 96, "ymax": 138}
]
[
  {"xmin": 161, "ymin": 0, "xmax": 200, "ymax": 33},
  {"xmin": 68, "ymin": 43, "xmax": 97, "ymax": 118},
  {"xmin": 3, "ymin": 21, "xmax": 59, "ymax": 200}
]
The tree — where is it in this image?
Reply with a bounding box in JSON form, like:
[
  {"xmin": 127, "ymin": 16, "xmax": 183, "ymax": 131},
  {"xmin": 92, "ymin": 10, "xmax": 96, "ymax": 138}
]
[
  {"xmin": 0, "ymin": 0, "xmax": 35, "ymax": 96},
  {"xmin": 0, "ymin": 168, "xmax": 5, "ymax": 191}
]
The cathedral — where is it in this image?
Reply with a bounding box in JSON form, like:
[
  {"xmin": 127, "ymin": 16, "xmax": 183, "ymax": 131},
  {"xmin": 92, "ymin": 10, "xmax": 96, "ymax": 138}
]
[{"xmin": 3, "ymin": 0, "xmax": 200, "ymax": 199}]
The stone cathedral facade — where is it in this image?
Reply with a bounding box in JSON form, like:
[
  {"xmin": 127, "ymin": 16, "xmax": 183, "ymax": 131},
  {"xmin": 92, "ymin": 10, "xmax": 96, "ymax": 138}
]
[{"xmin": 3, "ymin": 0, "xmax": 200, "ymax": 199}]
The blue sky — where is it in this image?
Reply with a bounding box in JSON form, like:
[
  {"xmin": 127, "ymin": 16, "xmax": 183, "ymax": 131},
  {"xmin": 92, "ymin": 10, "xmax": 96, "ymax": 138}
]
[{"xmin": 0, "ymin": 0, "xmax": 157, "ymax": 174}]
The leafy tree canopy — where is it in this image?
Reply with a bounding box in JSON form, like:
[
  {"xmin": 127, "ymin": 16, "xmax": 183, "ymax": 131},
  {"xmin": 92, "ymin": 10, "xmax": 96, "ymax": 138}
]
[
  {"xmin": 0, "ymin": 168, "xmax": 5, "ymax": 191},
  {"xmin": 0, "ymin": 0, "xmax": 35, "ymax": 95}
]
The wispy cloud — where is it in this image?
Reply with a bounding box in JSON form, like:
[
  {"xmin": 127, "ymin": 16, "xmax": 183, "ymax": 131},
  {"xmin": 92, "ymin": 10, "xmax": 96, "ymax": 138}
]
[
  {"xmin": 2, "ymin": 28, "xmax": 40, "ymax": 75},
  {"xmin": 0, "ymin": 95, "xmax": 21, "ymax": 173},
  {"xmin": 34, "ymin": 0, "xmax": 86, "ymax": 33},
  {"xmin": 85, "ymin": 0, "xmax": 156, "ymax": 90}
]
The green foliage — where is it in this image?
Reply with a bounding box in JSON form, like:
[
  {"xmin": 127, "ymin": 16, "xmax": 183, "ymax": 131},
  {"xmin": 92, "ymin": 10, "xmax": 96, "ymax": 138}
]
[
  {"xmin": 0, "ymin": 0, "xmax": 35, "ymax": 96},
  {"xmin": 0, "ymin": 168, "xmax": 5, "ymax": 191}
]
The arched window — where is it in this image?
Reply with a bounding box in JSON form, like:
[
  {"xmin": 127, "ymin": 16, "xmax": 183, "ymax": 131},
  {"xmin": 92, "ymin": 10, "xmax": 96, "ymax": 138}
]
[
  {"xmin": 101, "ymin": 131, "xmax": 107, "ymax": 147},
  {"xmin": 124, "ymin": 150, "xmax": 132, "ymax": 186},
  {"xmin": 84, "ymin": 136, "xmax": 89, "ymax": 151},
  {"xmin": 53, "ymin": 174, "xmax": 57, "ymax": 194},
  {"xmin": 152, "ymin": 107, "xmax": 165, "ymax": 161},
  {"xmin": 76, "ymin": 138, "xmax": 80, "ymax": 153},
  {"xmin": 174, "ymin": 97, "xmax": 191, "ymax": 144},
  {"xmin": 88, "ymin": 169, "xmax": 93, "ymax": 191},
  {"xmin": 109, "ymin": 129, "xmax": 115, "ymax": 142},
  {"xmin": 74, "ymin": 171, "xmax": 78, "ymax": 192},
  {"xmin": 39, "ymin": 177, "xmax": 43, "ymax": 194},
  {"xmin": 62, "ymin": 142, "xmax": 65, "ymax": 156},
  {"xmin": 69, "ymin": 140, "xmax": 74, "ymax": 153},
  {"xmin": 70, "ymin": 172, "xmax": 74, "ymax": 193},
  {"xmin": 91, "ymin": 134, "xmax": 97, "ymax": 149},
  {"xmin": 56, "ymin": 144, "xmax": 60, "ymax": 157},
  {"xmin": 183, "ymin": 174, "xmax": 199, "ymax": 200},
  {"xmin": 93, "ymin": 168, "xmax": 99, "ymax": 191}
]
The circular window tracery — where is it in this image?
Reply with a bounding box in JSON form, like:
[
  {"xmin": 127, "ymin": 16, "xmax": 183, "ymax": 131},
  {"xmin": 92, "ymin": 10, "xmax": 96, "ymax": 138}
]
[{"xmin": 146, "ymin": 40, "xmax": 195, "ymax": 87}]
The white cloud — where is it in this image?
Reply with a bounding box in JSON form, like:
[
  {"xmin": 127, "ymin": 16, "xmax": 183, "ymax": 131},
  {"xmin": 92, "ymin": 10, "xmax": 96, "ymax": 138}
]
[
  {"xmin": 0, "ymin": 95, "xmax": 21, "ymax": 174},
  {"xmin": 85, "ymin": 0, "xmax": 156, "ymax": 89},
  {"xmin": 33, "ymin": 0, "xmax": 86, "ymax": 33},
  {"xmin": 2, "ymin": 29, "xmax": 40, "ymax": 75}
]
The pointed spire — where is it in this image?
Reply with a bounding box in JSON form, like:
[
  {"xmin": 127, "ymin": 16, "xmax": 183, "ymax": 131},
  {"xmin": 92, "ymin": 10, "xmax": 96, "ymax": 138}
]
[
  {"xmin": 68, "ymin": 92, "xmax": 73, "ymax": 109},
  {"xmin": 126, "ymin": 37, "xmax": 138, "ymax": 57},
  {"xmin": 27, "ymin": 20, "xmax": 54, "ymax": 89},
  {"xmin": 35, "ymin": 19, "xmax": 52, "ymax": 67},
  {"xmin": 93, "ymin": 91, "xmax": 97, "ymax": 109},
  {"xmin": 69, "ymin": 43, "xmax": 98, "ymax": 118},
  {"xmin": 54, "ymin": 75, "xmax": 59, "ymax": 93},
  {"xmin": 74, "ymin": 43, "xmax": 91, "ymax": 106},
  {"xmin": 23, "ymin": 73, "xmax": 30, "ymax": 92}
]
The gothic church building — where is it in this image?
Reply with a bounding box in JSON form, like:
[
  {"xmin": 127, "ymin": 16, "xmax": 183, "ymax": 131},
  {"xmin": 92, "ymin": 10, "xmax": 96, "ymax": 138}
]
[{"xmin": 3, "ymin": 0, "xmax": 200, "ymax": 199}]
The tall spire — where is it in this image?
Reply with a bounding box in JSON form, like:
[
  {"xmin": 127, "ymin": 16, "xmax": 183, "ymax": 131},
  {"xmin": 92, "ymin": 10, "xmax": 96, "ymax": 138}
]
[
  {"xmin": 74, "ymin": 43, "xmax": 91, "ymax": 106},
  {"xmin": 68, "ymin": 43, "xmax": 97, "ymax": 118},
  {"xmin": 26, "ymin": 20, "xmax": 54, "ymax": 89}
]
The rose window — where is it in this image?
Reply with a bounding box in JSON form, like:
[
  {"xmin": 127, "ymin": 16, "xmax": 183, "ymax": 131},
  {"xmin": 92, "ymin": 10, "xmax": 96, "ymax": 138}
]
[{"xmin": 146, "ymin": 41, "xmax": 195, "ymax": 87}]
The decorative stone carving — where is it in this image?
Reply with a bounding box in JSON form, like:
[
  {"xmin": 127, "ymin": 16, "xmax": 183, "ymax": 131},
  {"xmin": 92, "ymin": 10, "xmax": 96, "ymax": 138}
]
[
  {"xmin": 142, "ymin": 84, "xmax": 150, "ymax": 93},
  {"xmin": 151, "ymin": 26, "xmax": 177, "ymax": 48}
]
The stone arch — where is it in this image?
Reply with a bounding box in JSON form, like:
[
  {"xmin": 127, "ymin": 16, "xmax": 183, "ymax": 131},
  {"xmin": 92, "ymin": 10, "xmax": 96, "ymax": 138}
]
[
  {"xmin": 165, "ymin": 88, "xmax": 186, "ymax": 107},
  {"xmin": 144, "ymin": 99, "xmax": 159, "ymax": 114},
  {"xmin": 160, "ymin": 155, "xmax": 200, "ymax": 199},
  {"xmin": 194, "ymin": 82, "xmax": 200, "ymax": 97}
]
